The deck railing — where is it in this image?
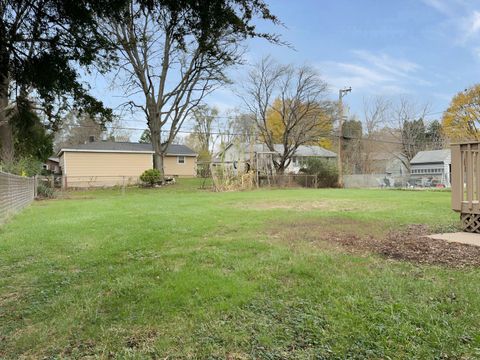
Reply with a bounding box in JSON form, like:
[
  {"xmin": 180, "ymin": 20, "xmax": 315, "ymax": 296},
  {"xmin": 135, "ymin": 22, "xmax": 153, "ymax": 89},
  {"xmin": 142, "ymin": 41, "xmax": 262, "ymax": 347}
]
[{"xmin": 450, "ymin": 142, "xmax": 480, "ymax": 232}]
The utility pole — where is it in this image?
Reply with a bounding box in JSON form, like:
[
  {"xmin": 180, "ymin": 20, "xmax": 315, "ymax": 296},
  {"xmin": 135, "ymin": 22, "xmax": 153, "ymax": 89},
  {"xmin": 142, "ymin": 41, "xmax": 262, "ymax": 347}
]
[{"xmin": 337, "ymin": 87, "xmax": 352, "ymax": 188}]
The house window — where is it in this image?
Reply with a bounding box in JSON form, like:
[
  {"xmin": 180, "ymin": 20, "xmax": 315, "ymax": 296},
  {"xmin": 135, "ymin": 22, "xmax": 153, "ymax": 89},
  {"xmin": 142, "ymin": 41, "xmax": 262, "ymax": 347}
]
[{"xmin": 177, "ymin": 156, "xmax": 185, "ymax": 164}]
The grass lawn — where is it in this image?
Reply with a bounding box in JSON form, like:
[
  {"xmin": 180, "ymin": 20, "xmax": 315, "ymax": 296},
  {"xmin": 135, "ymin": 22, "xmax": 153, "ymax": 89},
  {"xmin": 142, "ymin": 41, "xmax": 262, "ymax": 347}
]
[{"xmin": 1, "ymin": 180, "xmax": 479, "ymax": 359}]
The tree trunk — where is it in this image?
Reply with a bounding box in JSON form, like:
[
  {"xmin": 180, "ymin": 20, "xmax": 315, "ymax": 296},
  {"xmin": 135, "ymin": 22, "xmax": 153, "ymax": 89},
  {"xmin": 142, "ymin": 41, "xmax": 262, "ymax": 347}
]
[
  {"xmin": 0, "ymin": 79, "xmax": 14, "ymax": 163},
  {"xmin": 150, "ymin": 123, "xmax": 165, "ymax": 181},
  {"xmin": 0, "ymin": 121, "xmax": 14, "ymax": 163},
  {"xmin": 0, "ymin": 22, "xmax": 14, "ymax": 163}
]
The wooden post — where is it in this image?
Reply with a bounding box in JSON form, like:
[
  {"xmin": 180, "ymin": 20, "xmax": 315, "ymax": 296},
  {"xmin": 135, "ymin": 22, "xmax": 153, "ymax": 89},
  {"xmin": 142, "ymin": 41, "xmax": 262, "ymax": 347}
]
[{"xmin": 451, "ymin": 144, "xmax": 462, "ymax": 211}]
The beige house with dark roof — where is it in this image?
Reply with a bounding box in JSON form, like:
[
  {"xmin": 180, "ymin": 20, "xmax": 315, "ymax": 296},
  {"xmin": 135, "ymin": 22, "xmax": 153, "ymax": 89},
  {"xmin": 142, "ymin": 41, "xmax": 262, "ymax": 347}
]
[{"xmin": 58, "ymin": 142, "xmax": 197, "ymax": 188}]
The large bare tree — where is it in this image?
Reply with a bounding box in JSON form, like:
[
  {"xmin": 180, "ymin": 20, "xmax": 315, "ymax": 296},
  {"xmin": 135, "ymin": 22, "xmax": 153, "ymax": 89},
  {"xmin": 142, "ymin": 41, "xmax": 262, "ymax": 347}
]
[
  {"xmin": 241, "ymin": 57, "xmax": 332, "ymax": 173},
  {"xmin": 361, "ymin": 96, "xmax": 391, "ymax": 173},
  {"xmin": 103, "ymin": 1, "xmax": 279, "ymax": 177},
  {"xmin": 388, "ymin": 98, "xmax": 430, "ymax": 170}
]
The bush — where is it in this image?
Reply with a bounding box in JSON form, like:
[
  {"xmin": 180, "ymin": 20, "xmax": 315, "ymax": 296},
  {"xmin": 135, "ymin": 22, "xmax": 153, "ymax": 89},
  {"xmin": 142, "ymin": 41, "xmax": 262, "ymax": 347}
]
[
  {"xmin": 300, "ymin": 158, "xmax": 338, "ymax": 188},
  {"xmin": 37, "ymin": 182, "xmax": 55, "ymax": 199},
  {"xmin": 1, "ymin": 156, "xmax": 43, "ymax": 176},
  {"xmin": 140, "ymin": 169, "xmax": 162, "ymax": 186}
]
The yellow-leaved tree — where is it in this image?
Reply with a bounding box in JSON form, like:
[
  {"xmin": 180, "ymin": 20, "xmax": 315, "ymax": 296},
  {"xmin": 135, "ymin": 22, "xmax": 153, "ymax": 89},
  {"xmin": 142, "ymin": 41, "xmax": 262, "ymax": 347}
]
[
  {"xmin": 442, "ymin": 84, "xmax": 480, "ymax": 141},
  {"xmin": 265, "ymin": 98, "xmax": 333, "ymax": 149}
]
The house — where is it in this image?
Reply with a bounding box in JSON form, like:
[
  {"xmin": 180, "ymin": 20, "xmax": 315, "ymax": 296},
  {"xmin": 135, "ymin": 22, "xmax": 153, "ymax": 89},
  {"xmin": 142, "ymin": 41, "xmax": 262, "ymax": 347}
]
[
  {"xmin": 219, "ymin": 142, "xmax": 337, "ymax": 174},
  {"xmin": 58, "ymin": 141, "xmax": 197, "ymax": 188},
  {"xmin": 367, "ymin": 152, "xmax": 408, "ymax": 176},
  {"xmin": 410, "ymin": 149, "xmax": 451, "ymax": 187},
  {"xmin": 43, "ymin": 157, "xmax": 61, "ymax": 174}
]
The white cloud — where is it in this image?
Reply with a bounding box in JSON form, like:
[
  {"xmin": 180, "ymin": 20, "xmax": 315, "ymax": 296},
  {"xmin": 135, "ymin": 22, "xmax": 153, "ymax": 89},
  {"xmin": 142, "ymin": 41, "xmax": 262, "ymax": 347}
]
[
  {"xmin": 422, "ymin": 0, "xmax": 453, "ymax": 14},
  {"xmin": 464, "ymin": 11, "xmax": 480, "ymax": 39},
  {"xmin": 318, "ymin": 50, "xmax": 427, "ymax": 96},
  {"xmin": 352, "ymin": 50, "xmax": 420, "ymax": 78},
  {"xmin": 423, "ymin": 0, "xmax": 480, "ymax": 45}
]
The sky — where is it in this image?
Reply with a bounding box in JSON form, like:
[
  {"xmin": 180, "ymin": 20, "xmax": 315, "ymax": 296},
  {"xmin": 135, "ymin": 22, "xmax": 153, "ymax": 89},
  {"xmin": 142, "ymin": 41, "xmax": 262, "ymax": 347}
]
[{"xmin": 87, "ymin": 0, "xmax": 480, "ymax": 141}]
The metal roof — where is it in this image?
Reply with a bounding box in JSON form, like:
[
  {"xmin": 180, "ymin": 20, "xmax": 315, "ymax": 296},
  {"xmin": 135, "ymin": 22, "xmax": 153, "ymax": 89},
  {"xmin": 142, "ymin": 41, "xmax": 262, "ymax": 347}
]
[
  {"xmin": 410, "ymin": 149, "xmax": 451, "ymax": 164},
  {"xmin": 58, "ymin": 142, "xmax": 197, "ymax": 156}
]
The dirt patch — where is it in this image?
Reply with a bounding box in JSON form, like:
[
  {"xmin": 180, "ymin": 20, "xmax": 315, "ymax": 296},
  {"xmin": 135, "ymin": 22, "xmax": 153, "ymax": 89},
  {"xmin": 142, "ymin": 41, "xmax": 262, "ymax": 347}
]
[
  {"xmin": 378, "ymin": 225, "xmax": 480, "ymax": 268},
  {"xmin": 268, "ymin": 219, "xmax": 480, "ymax": 268},
  {"xmin": 237, "ymin": 199, "xmax": 378, "ymax": 212}
]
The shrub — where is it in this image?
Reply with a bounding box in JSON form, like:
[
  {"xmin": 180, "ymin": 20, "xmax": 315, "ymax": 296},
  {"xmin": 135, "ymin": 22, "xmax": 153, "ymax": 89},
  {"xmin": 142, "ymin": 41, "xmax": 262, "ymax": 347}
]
[
  {"xmin": 37, "ymin": 182, "xmax": 55, "ymax": 199},
  {"xmin": 1, "ymin": 156, "xmax": 43, "ymax": 176},
  {"xmin": 140, "ymin": 169, "xmax": 162, "ymax": 186},
  {"xmin": 300, "ymin": 158, "xmax": 338, "ymax": 188}
]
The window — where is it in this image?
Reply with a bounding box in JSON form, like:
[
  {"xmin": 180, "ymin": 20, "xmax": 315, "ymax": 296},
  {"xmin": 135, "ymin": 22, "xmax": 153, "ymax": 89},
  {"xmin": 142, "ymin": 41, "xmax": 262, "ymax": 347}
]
[{"xmin": 177, "ymin": 156, "xmax": 185, "ymax": 164}]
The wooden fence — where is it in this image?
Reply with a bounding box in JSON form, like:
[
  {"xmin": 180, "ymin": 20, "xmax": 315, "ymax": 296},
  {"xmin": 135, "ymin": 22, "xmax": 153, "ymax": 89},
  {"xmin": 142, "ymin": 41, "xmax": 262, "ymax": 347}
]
[
  {"xmin": 451, "ymin": 142, "xmax": 480, "ymax": 232},
  {"xmin": 0, "ymin": 171, "xmax": 36, "ymax": 224}
]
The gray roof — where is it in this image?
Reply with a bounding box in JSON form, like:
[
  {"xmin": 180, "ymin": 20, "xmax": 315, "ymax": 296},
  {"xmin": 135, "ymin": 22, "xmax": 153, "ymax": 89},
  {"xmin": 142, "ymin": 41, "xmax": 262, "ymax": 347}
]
[
  {"xmin": 261, "ymin": 144, "xmax": 336, "ymax": 157},
  {"xmin": 59, "ymin": 142, "xmax": 197, "ymax": 156},
  {"xmin": 287, "ymin": 144, "xmax": 337, "ymax": 157},
  {"xmin": 225, "ymin": 143, "xmax": 336, "ymax": 158},
  {"xmin": 410, "ymin": 149, "xmax": 451, "ymax": 164}
]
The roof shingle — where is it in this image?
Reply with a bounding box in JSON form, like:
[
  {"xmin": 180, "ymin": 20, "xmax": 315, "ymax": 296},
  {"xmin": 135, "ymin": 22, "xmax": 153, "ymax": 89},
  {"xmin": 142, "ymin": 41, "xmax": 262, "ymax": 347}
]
[{"xmin": 59, "ymin": 142, "xmax": 197, "ymax": 156}]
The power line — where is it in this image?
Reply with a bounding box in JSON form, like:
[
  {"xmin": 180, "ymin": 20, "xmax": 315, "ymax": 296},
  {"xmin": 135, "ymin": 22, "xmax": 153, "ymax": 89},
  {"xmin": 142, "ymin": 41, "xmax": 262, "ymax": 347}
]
[
  {"xmin": 117, "ymin": 107, "xmax": 447, "ymax": 125},
  {"xmin": 62, "ymin": 122, "xmax": 446, "ymax": 147}
]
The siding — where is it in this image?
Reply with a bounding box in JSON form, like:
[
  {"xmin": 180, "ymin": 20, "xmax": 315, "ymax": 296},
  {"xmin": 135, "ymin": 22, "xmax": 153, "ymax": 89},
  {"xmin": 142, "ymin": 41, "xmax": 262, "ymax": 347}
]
[
  {"xmin": 60, "ymin": 151, "xmax": 196, "ymax": 187},
  {"xmin": 62, "ymin": 152, "xmax": 153, "ymax": 187},
  {"xmin": 164, "ymin": 155, "xmax": 197, "ymax": 177}
]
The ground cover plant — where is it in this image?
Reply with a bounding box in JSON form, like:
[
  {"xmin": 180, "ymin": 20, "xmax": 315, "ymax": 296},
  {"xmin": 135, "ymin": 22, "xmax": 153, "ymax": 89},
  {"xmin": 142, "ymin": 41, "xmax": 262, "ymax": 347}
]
[{"xmin": 1, "ymin": 179, "xmax": 479, "ymax": 359}]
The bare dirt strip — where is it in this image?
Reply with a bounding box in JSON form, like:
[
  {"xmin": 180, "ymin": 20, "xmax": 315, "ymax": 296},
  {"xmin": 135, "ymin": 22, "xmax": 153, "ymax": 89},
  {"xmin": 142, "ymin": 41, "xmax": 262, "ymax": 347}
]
[{"xmin": 268, "ymin": 219, "xmax": 480, "ymax": 268}]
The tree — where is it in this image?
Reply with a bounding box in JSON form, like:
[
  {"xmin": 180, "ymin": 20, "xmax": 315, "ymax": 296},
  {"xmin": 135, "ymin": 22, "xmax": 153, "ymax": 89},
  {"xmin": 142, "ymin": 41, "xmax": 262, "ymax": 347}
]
[
  {"xmin": 0, "ymin": 1, "xmax": 119, "ymax": 162},
  {"xmin": 361, "ymin": 96, "xmax": 391, "ymax": 173},
  {"xmin": 242, "ymin": 57, "xmax": 332, "ymax": 173},
  {"xmin": 103, "ymin": 1, "xmax": 280, "ymax": 178},
  {"xmin": 266, "ymin": 98, "xmax": 334, "ymax": 150},
  {"xmin": 54, "ymin": 112, "xmax": 104, "ymax": 152},
  {"xmin": 442, "ymin": 85, "xmax": 480, "ymax": 142},
  {"xmin": 54, "ymin": 112, "xmax": 132, "ymax": 152},
  {"xmin": 342, "ymin": 117, "xmax": 363, "ymax": 174},
  {"xmin": 388, "ymin": 98, "xmax": 430, "ymax": 170},
  {"xmin": 425, "ymin": 120, "xmax": 445, "ymax": 150},
  {"xmin": 11, "ymin": 99, "xmax": 53, "ymax": 161},
  {"xmin": 139, "ymin": 129, "xmax": 151, "ymax": 144},
  {"xmin": 184, "ymin": 105, "xmax": 219, "ymax": 161}
]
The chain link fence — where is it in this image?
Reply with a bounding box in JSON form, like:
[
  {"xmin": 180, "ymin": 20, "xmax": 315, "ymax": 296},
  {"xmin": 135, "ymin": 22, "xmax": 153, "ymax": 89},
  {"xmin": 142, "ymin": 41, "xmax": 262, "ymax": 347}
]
[
  {"xmin": 259, "ymin": 174, "xmax": 336, "ymax": 188},
  {"xmin": 343, "ymin": 174, "xmax": 436, "ymax": 189},
  {"xmin": 60, "ymin": 176, "xmax": 141, "ymax": 189},
  {"xmin": 0, "ymin": 171, "xmax": 36, "ymax": 224}
]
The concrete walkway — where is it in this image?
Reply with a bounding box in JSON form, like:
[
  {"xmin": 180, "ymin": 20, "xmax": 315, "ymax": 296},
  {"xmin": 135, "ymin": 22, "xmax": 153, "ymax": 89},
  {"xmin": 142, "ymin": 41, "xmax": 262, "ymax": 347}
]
[{"xmin": 426, "ymin": 232, "xmax": 480, "ymax": 247}]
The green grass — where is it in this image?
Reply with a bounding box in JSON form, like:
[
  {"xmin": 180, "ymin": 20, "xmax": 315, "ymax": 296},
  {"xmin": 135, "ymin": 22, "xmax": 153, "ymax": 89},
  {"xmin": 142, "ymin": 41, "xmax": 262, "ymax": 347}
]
[{"xmin": 1, "ymin": 180, "xmax": 479, "ymax": 359}]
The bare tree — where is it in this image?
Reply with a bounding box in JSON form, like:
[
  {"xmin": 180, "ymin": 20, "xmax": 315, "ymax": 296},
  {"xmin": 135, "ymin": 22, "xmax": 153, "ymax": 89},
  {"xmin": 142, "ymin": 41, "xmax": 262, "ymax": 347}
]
[
  {"xmin": 102, "ymin": 1, "xmax": 279, "ymax": 177},
  {"xmin": 54, "ymin": 112, "xmax": 104, "ymax": 152},
  {"xmin": 54, "ymin": 112, "xmax": 132, "ymax": 152},
  {"xmin": 184, "ymin": 105, "xmax": 220, "ymax": 160},
  {"xmin": 361, "ymin": 96, "xmax": 391, "ymax": 173},
  {"xmin": 241, "ymin": 57, "xmax": 332, "ymax": 173},
  {"xmin": 389, "ymin": 98, "xmax": 430, "ymax": 170}
]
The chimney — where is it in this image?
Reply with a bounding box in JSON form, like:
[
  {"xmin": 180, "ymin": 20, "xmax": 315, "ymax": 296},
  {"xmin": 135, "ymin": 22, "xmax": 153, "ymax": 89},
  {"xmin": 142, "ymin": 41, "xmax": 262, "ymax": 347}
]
[{"xmin": 89, "ymin": 136, "xmax": 95, "ymax": 143}]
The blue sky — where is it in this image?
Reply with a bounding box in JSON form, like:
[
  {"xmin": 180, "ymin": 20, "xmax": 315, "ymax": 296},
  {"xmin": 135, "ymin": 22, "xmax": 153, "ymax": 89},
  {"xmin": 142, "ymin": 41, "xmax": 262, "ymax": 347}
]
[{"xmin": 88, "ymin": 0, "xmax": 480, "ymax": 140}]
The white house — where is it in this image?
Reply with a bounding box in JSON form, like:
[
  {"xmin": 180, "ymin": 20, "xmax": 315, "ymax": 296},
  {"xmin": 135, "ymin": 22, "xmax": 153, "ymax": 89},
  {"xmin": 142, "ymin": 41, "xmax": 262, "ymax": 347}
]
[
  {"xmin": 219, "ymin": 142, "xmax": 337, "ymax": 174},
  {"xmin": 410, "ymin": 149, "xmax": 451, "ymax": 187}
]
